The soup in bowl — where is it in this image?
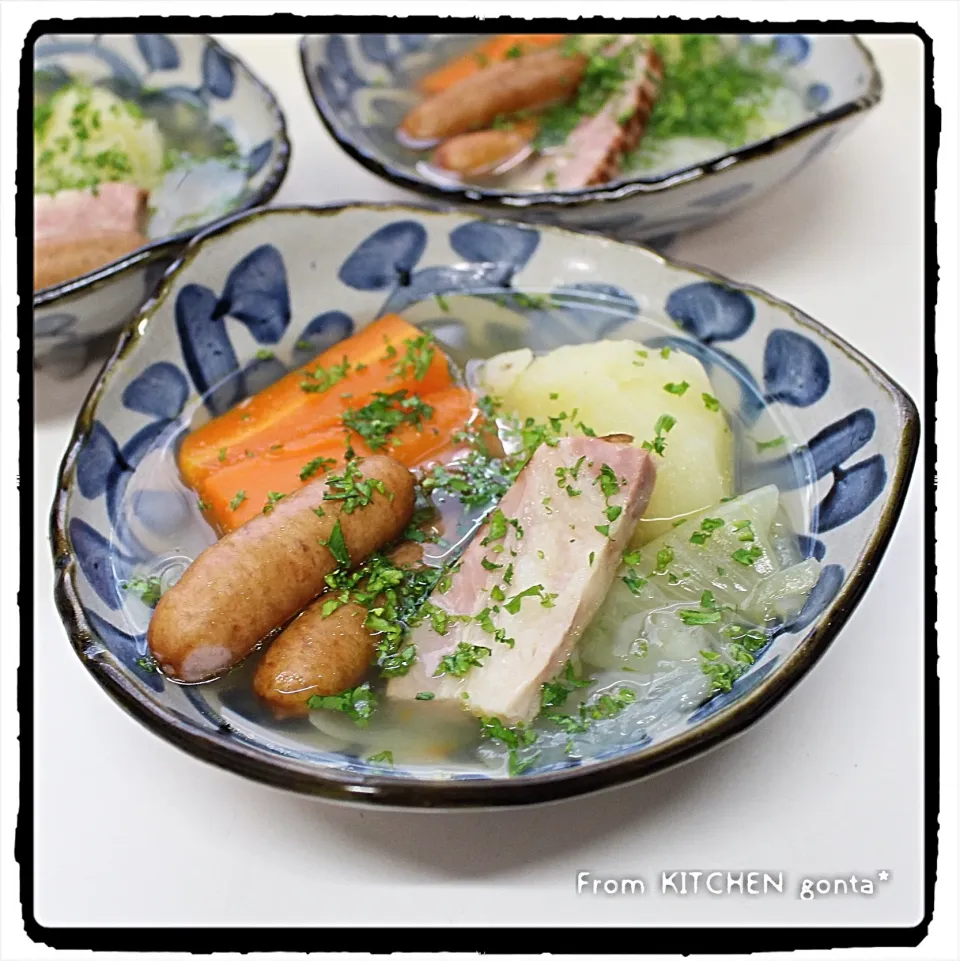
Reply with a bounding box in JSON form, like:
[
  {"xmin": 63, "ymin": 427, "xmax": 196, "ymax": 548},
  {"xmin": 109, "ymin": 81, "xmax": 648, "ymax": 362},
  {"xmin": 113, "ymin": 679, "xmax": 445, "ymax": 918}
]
[{"xmin": 52, "ymin": 203, "xmax": 917, "ymax": 807}]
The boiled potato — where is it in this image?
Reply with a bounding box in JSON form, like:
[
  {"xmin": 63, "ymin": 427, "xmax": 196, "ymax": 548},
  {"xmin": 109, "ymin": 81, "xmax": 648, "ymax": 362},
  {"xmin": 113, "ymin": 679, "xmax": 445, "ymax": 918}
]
[
  {"xmin": 479, "ymin": 340, "xmax": 734, "ymax": 543},
  {"xmin": 35, "ymin": 84, "xmax": 167, "ymax": 195}
]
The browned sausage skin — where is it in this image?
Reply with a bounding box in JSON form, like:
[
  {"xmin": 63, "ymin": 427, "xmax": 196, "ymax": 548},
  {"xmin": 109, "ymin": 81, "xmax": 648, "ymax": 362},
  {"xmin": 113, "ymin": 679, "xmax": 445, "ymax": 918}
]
[
  {"xmin": 253, "ymin": 542, "xmax": 426, "ymax": 717},
  {"xmin": 400, "ymin": 48, "xmax": 586, "ymax": 145},
  {"xmin": 431, "ymin": 119, "xmax": 538, "ymax": 178},
  {"xmin": 147, "ymin": 456, "xmax": 415, "ymax": 682}
]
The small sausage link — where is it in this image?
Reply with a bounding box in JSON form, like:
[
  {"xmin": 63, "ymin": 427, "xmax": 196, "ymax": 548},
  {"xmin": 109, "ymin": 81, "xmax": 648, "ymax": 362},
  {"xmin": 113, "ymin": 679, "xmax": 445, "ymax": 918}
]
[
  {"xmin": 400, "ymin": 49, "xmax": 586, "ymax": 144},
  {"xmin": 431, "ymin": 119, "xmax": 538, "ymax": 177},
  {"xmin": 147, "ymin": 456, "xmax": 415, "ymax": 682},
  {"xmin": 253, "ymin": 542, "xmax": 428, "ymax": 717}
]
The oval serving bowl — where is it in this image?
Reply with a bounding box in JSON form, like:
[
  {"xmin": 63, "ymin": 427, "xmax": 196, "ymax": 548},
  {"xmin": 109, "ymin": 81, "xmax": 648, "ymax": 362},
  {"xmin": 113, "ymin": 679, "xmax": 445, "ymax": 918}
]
[
  {"xmin": 33, "ymin": 33, "xmax": 290, "ymax": 364},
  {"xmin": 52, "ymin": 203, "xmax": 917, "ymax": 809},
  {"xmin": 301, "ymin": 33, "xmax": 881, "ymax": 244}
]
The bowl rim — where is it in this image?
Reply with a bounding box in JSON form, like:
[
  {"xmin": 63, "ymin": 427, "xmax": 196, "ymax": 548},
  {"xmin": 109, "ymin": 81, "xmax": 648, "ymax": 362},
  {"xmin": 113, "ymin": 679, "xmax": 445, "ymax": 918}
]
[
  {"xmin": 32, "ymin": 33, "xmax": 292, "ymax": 309},
  {"xmin": 50, "ymin": 201, "xmax": 919, "ymax": 809},
  {"xmin": 298, "ymin": 33, "xmax": 883, "ymax": 210}
]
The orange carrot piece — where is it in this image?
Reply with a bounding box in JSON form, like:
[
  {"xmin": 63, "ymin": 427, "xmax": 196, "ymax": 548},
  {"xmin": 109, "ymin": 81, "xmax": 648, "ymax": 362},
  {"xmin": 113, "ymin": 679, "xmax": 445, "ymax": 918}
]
[
  {"xmin": 196, "ymin": 385, "xmax": 476, "ymax": 534},
  {"xmin": 418, "ymin": 35, "xmax": 566, "ymax": 95},
  {"xmin": 178, "ymin": 314, "xmax": 452, "ymax": 489}
]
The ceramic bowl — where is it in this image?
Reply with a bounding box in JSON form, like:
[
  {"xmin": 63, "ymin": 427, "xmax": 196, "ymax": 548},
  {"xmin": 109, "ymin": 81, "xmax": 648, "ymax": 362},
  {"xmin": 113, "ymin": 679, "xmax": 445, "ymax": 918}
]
[
  {"xmin": 52, "ymin": 203, "xmax": 917, "ymax": 808},
  {"xmin": 300, "ymin": 33, "xmax": 881, "ymax": 245},
  {"xmin": 33, "ymin": 33, "xmax": 290, "ymax": 365}
]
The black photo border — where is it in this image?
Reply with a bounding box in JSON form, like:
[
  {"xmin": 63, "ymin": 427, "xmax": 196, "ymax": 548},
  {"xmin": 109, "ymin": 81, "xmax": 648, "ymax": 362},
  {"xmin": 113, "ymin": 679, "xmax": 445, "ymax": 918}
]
[{"xmin": 17, "ymin": 13, "xmax": 939, "ymax": 954}]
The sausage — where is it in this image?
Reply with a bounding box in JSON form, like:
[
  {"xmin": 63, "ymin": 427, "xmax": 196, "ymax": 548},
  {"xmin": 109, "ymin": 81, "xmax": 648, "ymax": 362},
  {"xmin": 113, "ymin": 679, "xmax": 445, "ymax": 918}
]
[
  {"xmin": 34, "ymin": 230, "xmax": 146, "ymax": 291},
  {"xmin": 431, "ymin": 119, "xmax": 537, "ymax": 178},
  {"xmin": 147, "ymin": 456, "xmax": 415, "ymax": 682},
  {"xmin": 253, "ymin": 540, "xmax": 427, "ymax": 717},
  {"xmin": 253, "ymin": 602, "xmax": 375, "ymax": 718},
  {"xmin": 400, "ymin": 48, "xmax": 586, "ymax": 145}
]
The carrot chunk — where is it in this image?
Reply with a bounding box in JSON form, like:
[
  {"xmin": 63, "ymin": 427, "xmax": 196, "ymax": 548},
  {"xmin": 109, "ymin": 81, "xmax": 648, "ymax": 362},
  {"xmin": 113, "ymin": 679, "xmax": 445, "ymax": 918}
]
[
  {"xmin": 178, "ymin": 314, "xmax": 451, "ymax": 489},
  {"xmin": 194, "ymin": 384, "xmax": 476, "ymax": 534}
]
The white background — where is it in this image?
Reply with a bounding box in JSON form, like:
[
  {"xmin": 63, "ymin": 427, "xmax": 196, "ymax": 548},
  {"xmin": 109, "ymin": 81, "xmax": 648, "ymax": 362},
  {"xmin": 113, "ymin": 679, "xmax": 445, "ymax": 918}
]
[{"xmin": 2, "ymin": 3, "xmax": 957, "ymax": 960}]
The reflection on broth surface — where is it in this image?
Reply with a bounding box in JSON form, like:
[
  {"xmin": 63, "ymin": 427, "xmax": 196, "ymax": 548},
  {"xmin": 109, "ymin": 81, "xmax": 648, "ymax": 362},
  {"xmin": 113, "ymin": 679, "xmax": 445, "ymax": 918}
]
[{"xmin": 115, "ymin": 292, "xmax": 817, "ymax": 778}]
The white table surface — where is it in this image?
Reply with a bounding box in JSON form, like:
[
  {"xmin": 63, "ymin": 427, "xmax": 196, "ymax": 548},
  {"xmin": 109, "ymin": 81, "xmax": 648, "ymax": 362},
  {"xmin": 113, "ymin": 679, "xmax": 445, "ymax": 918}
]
[{"xmin": 31, "ymin": 35, "xmax": 927, "ymax": 932}]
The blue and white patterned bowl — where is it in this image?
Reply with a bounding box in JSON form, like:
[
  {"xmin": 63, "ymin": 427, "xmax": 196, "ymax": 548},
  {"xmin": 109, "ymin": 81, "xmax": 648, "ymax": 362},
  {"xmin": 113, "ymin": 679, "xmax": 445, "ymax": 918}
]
[
  {"xmin": 51, "ymin": 203, "xmax": 917, "ymax": 808},
  {"xmin": 33, "ymin": 33, "xmax": 290, "ymax": 364},
  {"xmin": 300, "ymin": 33, "xmax": 881, "ymax": 244}
]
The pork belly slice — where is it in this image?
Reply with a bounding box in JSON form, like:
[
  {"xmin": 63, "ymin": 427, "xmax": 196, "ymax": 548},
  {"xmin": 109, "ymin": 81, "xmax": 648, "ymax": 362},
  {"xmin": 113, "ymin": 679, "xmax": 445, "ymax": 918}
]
[
  {"xmin": 34, "ymin": 182, "xmax": 148, "ymax": 244},
  {"xmin": 387, "ymin": 435, "xmax": 657, "ymax": 724},
  {"xmin": 517, "ymin": 43, "xmax": 663, "ymax": 191}
]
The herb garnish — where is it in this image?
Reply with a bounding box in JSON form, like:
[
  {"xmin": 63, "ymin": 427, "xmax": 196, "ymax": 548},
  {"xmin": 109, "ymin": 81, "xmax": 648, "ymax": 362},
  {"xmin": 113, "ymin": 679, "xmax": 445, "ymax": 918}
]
[
  {"xmin": 122, "ymin": 574, "xmax": 164, "ymax": 607},
  {"xmin": 323, "ymin": 460, "xmax": 389, "ymax": 514},
  {"xmin": 541, "ymin": 661, "xmax": 593, "ymax": 708},
  {"xmin": 307, "ymin": 683, "xmax": 378, "ymax": 725},
  {"xmin": 478, "ymin": 716, "xmax": 539, "ymax": 776},
  {"xmin": 229, "ymin": 490, "xmax": 247, "ymax": 511},
  {"xmin": 342, "ymin": 390, "xmax": 434, "ymax": 450},
  {"xmin": 641, "ymin": 413, "xmax": 677, "ymax": 456},
  {"xmin": 301, "ymin": 357, "xmax": 351, "ymax": 393},
  {"xmin": 300, "ymin": 456, "xmax": 337, "ymax": 481},
  {"xmin": 433, "ymin": 642, "xmax": 491, "ymax": 678}
]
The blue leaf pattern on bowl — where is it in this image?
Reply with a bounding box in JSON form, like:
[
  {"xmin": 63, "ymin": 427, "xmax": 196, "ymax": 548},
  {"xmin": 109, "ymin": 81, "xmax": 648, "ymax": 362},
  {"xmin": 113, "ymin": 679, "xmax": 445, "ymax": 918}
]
[
  {"xmin": 176, "ymin": 284, "xmax": 243, "ymax": 416},
  {"xmin": 70, "ymin": 518, "xmax": 135, "ymax": 610},
  {"xmin": 339, "ymin": 220, "xmax": 428, "ymax": 290},
  {"xmin": 135, "ymin": 33, "xmax": 180, "ymax": 72},
  {"xmin": 216, "ymin": 244, "xmax": 291, "ymax": 343},
  {"xmin": 121, "ymin": 362, "xmax": 189, "ymax": 420},
  {"xmin": 773, "ymin": 35, "xmax": 811, "ymax": 66},
  {"xmin": 201, "ymin": 40, "xmax": 235, "ymax": 99},
  {"xmin": 449, "ymin": 221, "xmax": 541, "ymax": 270},
  {"xmin": 764, "ymin": 329, "xmax": 830, "ymax": 407},
  {"xmin": 85, "ymin": 610, "xmax": 164, "ymax": 691},
  {"xmin": 815, "ymin": 455, "xmax": 887, "ymax": 533},
  {"xmin": 665, "ymin": 281, "xmax": 755, "ymax": 342}
]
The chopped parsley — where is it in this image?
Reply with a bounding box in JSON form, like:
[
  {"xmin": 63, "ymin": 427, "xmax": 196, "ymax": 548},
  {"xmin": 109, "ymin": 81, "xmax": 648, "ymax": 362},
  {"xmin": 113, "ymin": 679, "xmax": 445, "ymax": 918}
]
[
  {"xmin": 664, "ymin": 381, "xmax": 690, "ymax": 396},
  {"xmin": 391, "ymin": 333, "xmax": 436, "ymax": 382},
  {"xmin": 641, "ymin": 413, "xmax": 677, "ymax": 457},
  {"xmin": 122, "ymin": 574, "xmax": 164, "ymax": 607},
  {"xmin": 262, "ymin": 491, "xmax": 286, "ymax": 514},
  {"xmin": 433, "ymin": 642, "xmax": 491, "ymax": 678},
  {"xmin": 679, "ymin": 608, "xmax": 723, "ymax": 625},
  {"xmin": 300, "ymin": 456, "xmax": 337, "ymax": 481},
  {"xmin": 478, "ymin": 716, "xmax": 539, "ymax": 776},
  {"xmin": 541, "ymin": 661, "xmax": 593, "ymax": 709},
  {"xmin": 545, "ymin": 686, "xmax": 637, "ymax": 735},
  {"xmin": 415, "ymin": 691, "xmax": 435, "ymax": 701},
  {"xmin": 481, "ymin": 508, "xmax": 509, "ymax": 546},
  {"xmin": 420, "ymin": 450, "xmax": 510, "ymax": 509},
  {"xmin": 323, "ymin": 460, "xmax": 389, "ymax": 513},
  {"xmin": 655, "ymin": 546, "xmax": 674, "ymax": 573},
  {"xmin": 690, "ymin": 516, "xmax": 725, "ymax": 545},
  {"xmin": 229, "ymin": 490, "xmax": 247, "ymax": 511},
  {"xmin": 300, "ymin": 357, "xmax": 351, "ymax": 393},
  {"xmin": 318, "ymin": 519, "xmax": 351, "ymax": 568},
  {"xmin": 307, "ymin": 683, "xmax": 378, "ymax": 725},
  {"xmin": 702, "ymin": 393, "xmax": 721, "ymax": 412},
  {"xmin": 731, "ymin": 545, "xmax": 763, "ymax": 566},
  {"xmin": 756, "ymin": 435, "xmax": 787, "ymax": 452},
  {"xmin": 342, "ymin": 390, "xmax": 434, "ymax": 451},
  {"xmin": 367, "ymin": 750, "xmax": 394, "ymax": 765}
]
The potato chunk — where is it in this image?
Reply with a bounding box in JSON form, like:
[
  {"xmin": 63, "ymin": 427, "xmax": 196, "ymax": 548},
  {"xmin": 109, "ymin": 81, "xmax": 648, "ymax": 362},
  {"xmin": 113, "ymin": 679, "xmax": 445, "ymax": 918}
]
[{"xmin": 479, "ymin": 340, "xmax": 734, "ymax": 542}]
